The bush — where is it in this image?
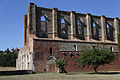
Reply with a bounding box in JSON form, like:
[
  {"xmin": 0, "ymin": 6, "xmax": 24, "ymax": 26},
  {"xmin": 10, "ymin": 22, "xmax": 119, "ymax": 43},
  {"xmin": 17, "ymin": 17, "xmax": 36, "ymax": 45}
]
[
  {"xmin": 75, "ymin": 46, "xmax": 115, "ymax": 73},
  {"xmin": 54, "ymin": 57, "xmax": 67, "ymax": 73}
]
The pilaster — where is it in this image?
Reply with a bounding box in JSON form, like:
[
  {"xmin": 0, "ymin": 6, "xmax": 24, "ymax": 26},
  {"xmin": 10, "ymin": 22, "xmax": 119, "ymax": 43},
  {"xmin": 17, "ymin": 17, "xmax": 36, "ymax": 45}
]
[
  {"xmin": 69, "ymin": 11, "xmax": 76, "ymax": 39},
  {"xmin": 86, "ymin": 13, "xmax": 92, "ymax": 41},
  {"xmin": 101, "ymin": 15, "xmax": 106, "ymax": 42},
  {"xmin": 52, "ymin": 8, "xmax": 58, "ymax": 39},
  {"xmin": 114, "ymin": 17, "xmax": 119, "ymax": 42}
]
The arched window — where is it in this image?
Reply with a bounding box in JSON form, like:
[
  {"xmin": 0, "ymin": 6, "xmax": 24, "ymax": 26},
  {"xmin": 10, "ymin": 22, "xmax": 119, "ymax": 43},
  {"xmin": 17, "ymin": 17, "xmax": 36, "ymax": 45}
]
[
  {"xmin": 58, "ymin": 18, "xmax": 68, "ymax": 39},
  {"xmin": 61, "ymin": 18, "xmax": 67, "ymax": 34},
  {"xmin": 76, "ymin": 19, "xmax": 84, "ymax": 39},
  {"xmin": 106, "ymin": 23, "xmax": 114, "ymax": 41},
  {"xmin": 92, "ymin": 21, "xmax": 99, "ymax": 40}
]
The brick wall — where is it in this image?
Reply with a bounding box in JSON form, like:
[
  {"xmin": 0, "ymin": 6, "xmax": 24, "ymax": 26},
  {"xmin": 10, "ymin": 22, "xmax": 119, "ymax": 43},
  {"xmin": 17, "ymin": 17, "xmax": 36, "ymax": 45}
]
[{"xmin": 32, "ymin": 39, "xmax": 120, "ymax": 72}]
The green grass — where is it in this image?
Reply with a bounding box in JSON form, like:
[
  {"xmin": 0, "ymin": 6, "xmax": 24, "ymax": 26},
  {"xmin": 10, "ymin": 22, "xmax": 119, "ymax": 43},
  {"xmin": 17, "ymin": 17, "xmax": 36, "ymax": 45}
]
[{"xmin": 1, "ymin": 72, "xmax": 120, "ymax": 80}]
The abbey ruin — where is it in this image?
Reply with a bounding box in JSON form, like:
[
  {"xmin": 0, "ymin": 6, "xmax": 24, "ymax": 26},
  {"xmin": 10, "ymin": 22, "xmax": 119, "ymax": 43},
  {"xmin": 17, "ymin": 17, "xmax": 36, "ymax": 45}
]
[{"xmin": 16, "ymin": 3, "xmax": 120, "ymax": 72}]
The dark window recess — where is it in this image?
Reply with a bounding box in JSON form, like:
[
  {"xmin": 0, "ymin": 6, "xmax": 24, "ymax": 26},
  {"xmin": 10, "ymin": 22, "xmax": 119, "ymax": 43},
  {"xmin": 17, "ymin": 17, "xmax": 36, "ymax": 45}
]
[
  {"xmin": 70, "ymin": 53, "xmax": 74, "ymax": 58},
  {"xmin": 50, "ymin": 47, "xmax": 52, "ymax": 55},
  {"xmin": 106, "ymin": 23, "xmax": 114, "ymax": 41},
  {"xmin": 110, "ymin": 46, "xmax": 113, "ymax": 52},
  {"xmin": 74, "ymin": 45, "xmax": 78, "ymax": 51},
  {"xmin": 76, "ymin": 19, "xmax": 85, "ymax": 40},
  {"xmin": 91, "ymin": 21, "xmax": 99, "ymax": 40}
]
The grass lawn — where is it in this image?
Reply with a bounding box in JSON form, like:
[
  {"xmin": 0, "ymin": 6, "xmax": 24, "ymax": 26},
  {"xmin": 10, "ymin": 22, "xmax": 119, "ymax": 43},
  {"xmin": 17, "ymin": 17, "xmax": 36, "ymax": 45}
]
[{"xmin": 1, "ymin": 72, "xmax": 120, "ymax": 80}]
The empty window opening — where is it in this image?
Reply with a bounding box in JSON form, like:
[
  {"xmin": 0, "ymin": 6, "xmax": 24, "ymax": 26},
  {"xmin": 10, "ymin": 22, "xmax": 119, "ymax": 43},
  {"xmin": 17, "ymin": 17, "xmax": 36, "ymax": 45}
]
[
  {"xmin": 110, "ymin": 46, "xmax": 113, "ymax": 52},
  {"xmin": 50, "ymin": 47, "xmax": 53, "ymax": 55},
  {"xmin": 40, "ymin": 15, "xmax": 48, "ymax": 38},
  {"xmin": 106, "ymin": 23, "xmax": 114, "ymax": 40},
  {"xmin": 76, "ymin": 19, "xmax": 85, "ymax": 40},
  {"xmin": 106, "ymin": 24, "xmax": 110, "ymax": 29},
  {"xmin": 77, "ymin": 19, "xmax": 83, "ymax": 35},
  {"xmin": 74, "ymin": 45, "xmax": 78, "ymax": 51},
  {"xmin": 92, "ymin": 22, "xmax": 97, "ymax": 35},
  {"xmin": 61, "ymin": 18, "xmax": 65, "ymax": 23},
  {"xmin": 93, "ymin": 22, "xmax": 96, "ymax": 28},
  {"xmin": 58, "ymin": 18, "xmax": 68, "ymax": 39},
  {"xmin": 92, "ymin": 21, "xmax": 99, "ymax": 40},
  {"xmin": 61, "ymin": 18, "xmax": 67, "ymax": 34},
  {"xmin": 41, "ymin": 16, "xmax": 46, "ymax": 21}
]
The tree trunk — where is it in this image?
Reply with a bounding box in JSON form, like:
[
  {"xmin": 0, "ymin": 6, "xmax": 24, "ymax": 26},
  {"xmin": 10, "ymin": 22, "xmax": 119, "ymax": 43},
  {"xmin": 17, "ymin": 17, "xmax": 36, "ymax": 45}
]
[{"xmin": 94, "ymin": 67, "xmax": 98, "ymax": 74}]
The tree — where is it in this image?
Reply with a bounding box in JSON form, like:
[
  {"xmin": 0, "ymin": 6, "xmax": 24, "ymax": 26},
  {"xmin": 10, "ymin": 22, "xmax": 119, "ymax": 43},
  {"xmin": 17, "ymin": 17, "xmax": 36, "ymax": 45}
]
[
  {"xmin": 75, "ymin": 46, "xmax": 115, "ymax": 74},
  {"xmin": 117, "ymin": 33, "xmax": 120, "ymax": 59},
  {"xmin": 54, "ymin": 57, "xmax": 67, "ymax": 73}
]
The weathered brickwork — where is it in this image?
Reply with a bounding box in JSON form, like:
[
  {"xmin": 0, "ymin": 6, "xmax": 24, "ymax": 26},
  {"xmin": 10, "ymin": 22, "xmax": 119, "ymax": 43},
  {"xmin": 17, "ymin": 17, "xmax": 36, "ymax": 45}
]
[{"xmin": 16, "ymin": 3, "xmax": 120, "ymax": 73}]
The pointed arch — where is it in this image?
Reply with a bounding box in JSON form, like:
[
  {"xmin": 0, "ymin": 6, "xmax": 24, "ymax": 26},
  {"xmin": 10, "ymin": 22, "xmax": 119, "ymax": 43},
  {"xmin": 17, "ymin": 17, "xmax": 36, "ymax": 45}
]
[
  {"xmin": 58, "ymin": 18, "xmax": 68, "ymax": 39},
  {"xmin": 76, "ymin": 18, "xmax": 85, "ymax": 40},
  {"xmin": 106, "ymin": 23, "xmax": 114, "ymax": 41},
  {"xmin": 92, "ymin": 21, "xmax": 99, "ymax": 40}
]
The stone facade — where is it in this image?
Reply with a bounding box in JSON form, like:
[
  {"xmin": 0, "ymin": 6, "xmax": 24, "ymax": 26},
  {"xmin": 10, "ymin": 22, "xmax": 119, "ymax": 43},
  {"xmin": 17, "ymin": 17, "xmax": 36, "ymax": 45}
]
[{"xmin": 16, "ymin": 3, "xmax": 120, "ymax": 72}]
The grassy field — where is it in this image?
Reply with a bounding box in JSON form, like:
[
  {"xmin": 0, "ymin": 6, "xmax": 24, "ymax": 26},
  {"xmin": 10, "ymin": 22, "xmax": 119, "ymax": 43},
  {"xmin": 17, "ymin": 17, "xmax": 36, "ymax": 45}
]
[
  {"xmin": 0, "ymin": 67, "xmax": 120, "ymax": 80},
  {"xmin": 1, "ymin": 72, "xmax": 120, "ymax": 80}
]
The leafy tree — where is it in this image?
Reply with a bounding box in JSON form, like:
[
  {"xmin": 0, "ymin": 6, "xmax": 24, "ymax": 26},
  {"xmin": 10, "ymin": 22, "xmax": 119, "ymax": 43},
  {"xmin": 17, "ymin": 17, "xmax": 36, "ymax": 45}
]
[
  {"xmin": 54, "ymin": 57, "xmax": 67, "ymax": 73},
  {"xmin": 117, "ymin": 33, "xmax": 120, "ymax": 59},
  {"xmin": 75, "ymin": 46, "xmax": 115, "ymax": 73},
  {"xmin": 5, "ymin": 48, "xmax": 10, "ymax": 54},
  {"xmin": 0, "ymin": 49, "xmax": 17, "ymax": 67}
]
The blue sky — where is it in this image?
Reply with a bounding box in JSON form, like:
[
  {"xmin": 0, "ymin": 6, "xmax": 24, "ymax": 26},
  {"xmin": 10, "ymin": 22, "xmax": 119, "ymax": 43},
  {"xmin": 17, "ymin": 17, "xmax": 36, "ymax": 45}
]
[{"xmin": 0, "ymin": 0, "xmax": 120, "ymax": 51}]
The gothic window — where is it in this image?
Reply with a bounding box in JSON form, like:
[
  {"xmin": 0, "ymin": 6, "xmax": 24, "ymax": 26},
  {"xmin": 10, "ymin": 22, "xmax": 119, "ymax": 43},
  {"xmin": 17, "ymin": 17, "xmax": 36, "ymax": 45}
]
[
  {"xmin": 76, "ymin": 19, "xmax": 84, "ymax": 39},
  {"xmin": 40, "ymin": 16, "xmax": 48, "ymax": 38},
  {"xmin": 92, "ymin": 21, "xmax": 99, "ymax": 40},
  {"xmin": 61, "ymin": 18, "xmax": 66, "ymax": 34},
  {"xmin": 59, "ymin": 18, "xmax": 68, "ymax": 39},
  {"xmin": 50, "ymin": 47, "xmax": 53, "ymax": 55},
  {"xmin": 110, "ymin": 46, "xmax": 113, "ymax": 52},
  {"xmin": 106, "ymin": 23, "xmax": 114, "ymax": 41}
]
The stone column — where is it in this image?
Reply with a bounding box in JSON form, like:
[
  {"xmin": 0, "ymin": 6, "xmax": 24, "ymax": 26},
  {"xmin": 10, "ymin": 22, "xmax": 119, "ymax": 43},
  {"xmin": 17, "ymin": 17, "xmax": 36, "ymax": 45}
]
[
  {"xmin": 101, "ymin": 15, "xmax": 106, "ymax": 42},
  {"xmin": 69, "ymin": 11, "xmax": 76, "ymax": 39},
  {"xmin": 86, "ymin": 13, "xmax": 92, "ymax": 41},
  {"xmin": 114, "ymin": 17, "xmax": 119, "ymax": 42},
  {"xmin": 52, "ymin": 8, "xmax": 58, "ymax": 39}
]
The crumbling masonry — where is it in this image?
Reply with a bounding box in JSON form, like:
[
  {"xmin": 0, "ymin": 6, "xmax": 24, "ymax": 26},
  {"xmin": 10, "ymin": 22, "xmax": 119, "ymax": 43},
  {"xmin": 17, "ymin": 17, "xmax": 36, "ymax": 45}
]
[{"xmin": 16, "ymin": 3, "xmax": 120, "ymax": 72}]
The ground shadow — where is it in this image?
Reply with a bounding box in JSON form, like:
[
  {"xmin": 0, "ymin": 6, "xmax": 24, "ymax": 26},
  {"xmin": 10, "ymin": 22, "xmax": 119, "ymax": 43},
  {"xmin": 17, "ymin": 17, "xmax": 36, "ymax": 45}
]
[
  {"xmin": 0, "ymin": 70, "xmax": 35, "ymax": 76},
  {"xmin": 88, "ymin": 72, "xmax": 120, "ymax": 75}
]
